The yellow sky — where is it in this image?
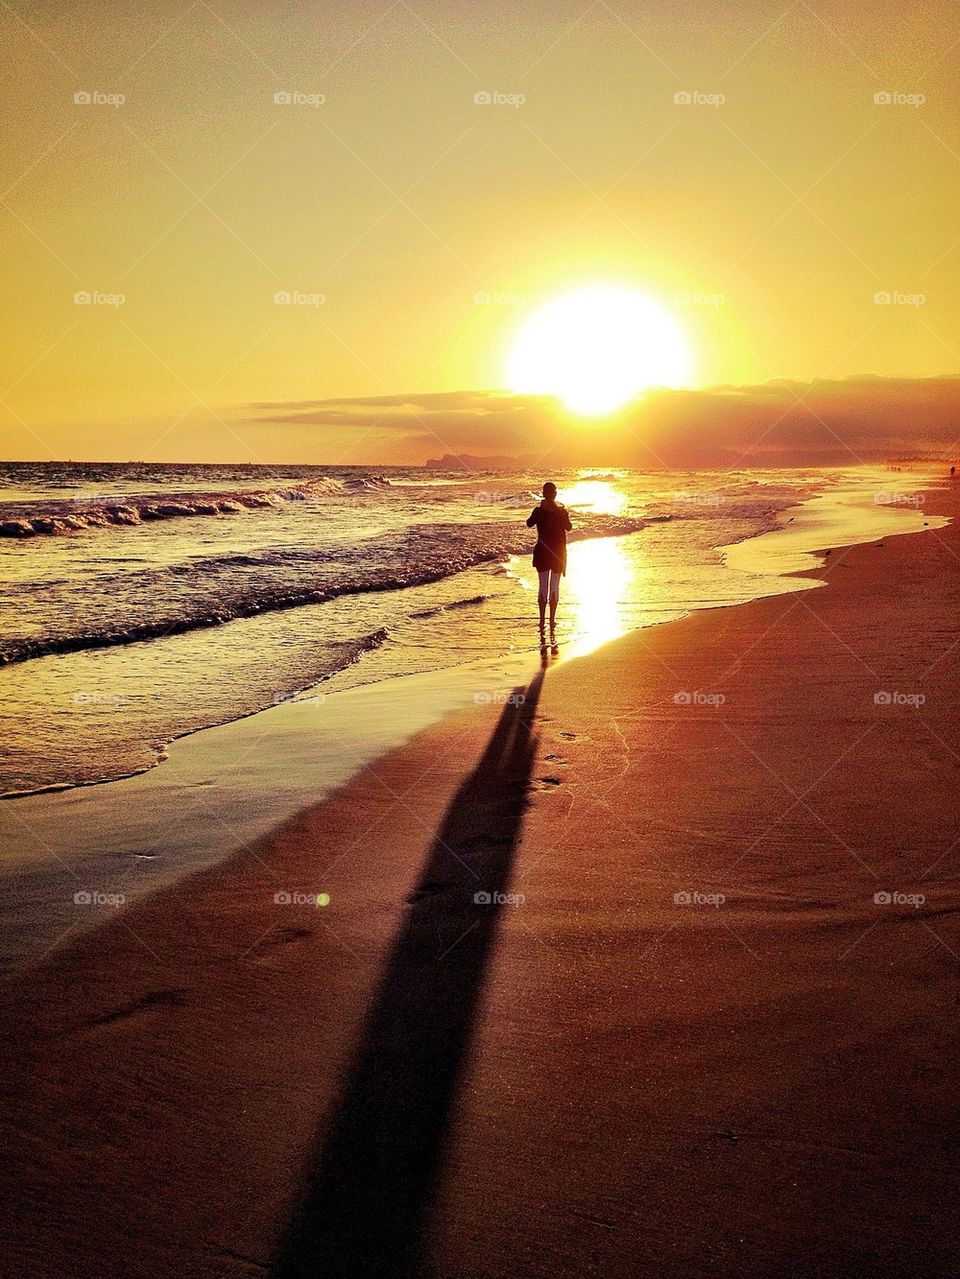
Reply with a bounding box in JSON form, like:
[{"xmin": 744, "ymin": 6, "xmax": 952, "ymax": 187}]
[{"xmin": 2, "ymin": 0, "xmax": 959, "ymax": 463}]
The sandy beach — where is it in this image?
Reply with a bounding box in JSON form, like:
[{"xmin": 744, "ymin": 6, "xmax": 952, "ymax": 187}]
[
  {"xmin": 2, "ymin": 481, "xmax": 959, "ymax": 1279},
  {"xmin": 6, "ymin": 1, "xmax": 960, "ymax": 1273}
]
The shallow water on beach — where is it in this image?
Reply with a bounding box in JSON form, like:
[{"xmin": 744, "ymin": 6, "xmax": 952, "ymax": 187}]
[{"xmin": 0, "ymin": 462, "xmax": 937, "ymax": 794}]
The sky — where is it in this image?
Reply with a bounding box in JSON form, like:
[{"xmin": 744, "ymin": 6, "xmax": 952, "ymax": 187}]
[{"xmin": 2, "ymin": 0, "xmax": 959, "ymax": 465}]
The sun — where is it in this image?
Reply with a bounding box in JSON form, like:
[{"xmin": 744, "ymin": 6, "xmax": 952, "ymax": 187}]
[{"xmin": 506, "ymin": 284, "xmax": 693, "ymax": 416}]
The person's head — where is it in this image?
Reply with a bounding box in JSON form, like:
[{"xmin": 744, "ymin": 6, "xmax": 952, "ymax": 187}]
[{"xmin": 542, "ymin": 481, "xmax": 557, "ymax": 502}]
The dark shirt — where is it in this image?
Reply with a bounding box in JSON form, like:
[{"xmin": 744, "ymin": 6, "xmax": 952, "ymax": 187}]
[{"xmin": 526, "ymin": 502, "xmax": 572, "ymax": 574}]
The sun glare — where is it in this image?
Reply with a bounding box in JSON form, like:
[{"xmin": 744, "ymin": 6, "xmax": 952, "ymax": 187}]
[
  {"xmin": 506, "ymin": 284, "xmax": 693, "ymax": 416},
  {"xmin": 563, "ymin": 537, "xmax": 634, "ymax": 655}
]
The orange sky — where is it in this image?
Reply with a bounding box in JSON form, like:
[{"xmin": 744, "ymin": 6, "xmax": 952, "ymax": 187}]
[{"xmin": 2, "ymin": 0, "xmax": 959, "ymax": 464}]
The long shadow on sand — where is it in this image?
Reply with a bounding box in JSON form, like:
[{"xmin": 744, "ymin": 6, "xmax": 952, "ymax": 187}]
[{"xmin": 274, "ymin": 669, "xmax": 546, "ymax": 1279}]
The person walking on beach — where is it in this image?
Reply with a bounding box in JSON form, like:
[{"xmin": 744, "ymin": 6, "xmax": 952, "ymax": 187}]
[{"xmin": 527, "ymin": 481, "xmax": 572, "ymax": 643}]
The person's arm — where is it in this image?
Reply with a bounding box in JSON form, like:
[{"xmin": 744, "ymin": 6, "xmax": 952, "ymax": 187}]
[
  {"xmin": 526, "ymin": 506, "xmax": 540, "ymax": 529},
  {"xmin": 563, "ymin": 507, "xmax": 572, "ymax": 532}
]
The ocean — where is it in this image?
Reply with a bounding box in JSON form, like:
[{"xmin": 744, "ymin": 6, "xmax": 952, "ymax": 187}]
[{"xmin": 0, "ymin": 462, "xmax": 908, "ymax": 795}]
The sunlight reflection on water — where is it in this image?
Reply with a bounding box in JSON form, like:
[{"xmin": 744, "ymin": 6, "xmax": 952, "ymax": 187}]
[
  {"xmin": 562, "ymin": 477, "xmax": 629, "ymax": 515},
  {"xmin": 563, "ymin": 537, "xmax": 635, "ymax": 657}
]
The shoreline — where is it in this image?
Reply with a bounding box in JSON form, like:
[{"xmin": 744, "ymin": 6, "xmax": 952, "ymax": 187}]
[
  {"xmin": 1, "ymin": 465, "xmax": 932, "ymax": 801},
  {"xmin": 1, "ymin": 466, "xmax": 936, "ymax": 800},
  {"xmin": 0, "ymin": 470, "xmax": 945, "ymax": 971},
  {"xmin": 1, "ymin": 479, "xmax": 959, "ymax": 1276}
]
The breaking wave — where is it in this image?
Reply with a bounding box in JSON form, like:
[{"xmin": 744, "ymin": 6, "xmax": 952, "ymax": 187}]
[
  {"xmin": 1, "ymin": 512, "xmax": 649, "ymax": 664},
  {"xmin": 0, "ymin": 475, "xmax": 391, "ymax": 538}
]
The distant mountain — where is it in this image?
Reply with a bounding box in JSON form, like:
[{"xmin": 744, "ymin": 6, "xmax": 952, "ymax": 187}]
[{"xmin": 424, "ymin": 453, "xmax": 527, "ymax": 470}]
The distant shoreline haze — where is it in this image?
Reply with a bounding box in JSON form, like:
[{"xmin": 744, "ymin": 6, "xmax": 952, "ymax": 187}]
[
  {"xmin": 251, "ymin": 376, "xmax": 960, "ymax": 469},
  {"xmin": 5, "ymin": 376, "xmax": 958, "ymax": 468}
]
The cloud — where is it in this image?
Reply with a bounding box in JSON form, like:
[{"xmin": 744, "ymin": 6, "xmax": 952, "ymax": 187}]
[
  {"xmin": 251, "ymin": 391, "xmax": 552, "ymax": 419},
  {"xmin": 247, "ymin": 377, "xmax": 960, "ymax": 467}
]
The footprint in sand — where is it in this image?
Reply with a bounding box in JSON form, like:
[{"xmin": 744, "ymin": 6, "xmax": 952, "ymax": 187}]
[
  {"xmin": 534, "ymin": 776, "xmax": 564, "ymax": 792},
  {"xmin": 406, "ymin": 880, "xmax": 451, "ymax": 904},
  {"xmin": 544, "ymin": 753, "xmax": 569, "ymax": 765},
  {"xmin": 248, "ymin": 925, "xmax": 314, "ymax": 959},
  {"xmin": 85, "ymin": 988, "xmax": 188, "ymax": 1031}
]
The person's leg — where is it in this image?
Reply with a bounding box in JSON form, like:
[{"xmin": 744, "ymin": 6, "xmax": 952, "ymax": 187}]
[
  {"xmin": 548, "ymin": 570, "xmax": 560, "ymax": 633},
  {"xmin": 537, "ymin": 569, "xmax": 549, "ymax": 632}
]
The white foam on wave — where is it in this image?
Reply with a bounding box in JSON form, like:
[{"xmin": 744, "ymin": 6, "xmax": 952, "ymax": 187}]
[{"xmin": 0, "ymin": 475, "xmax": 378, "ymax": 538}]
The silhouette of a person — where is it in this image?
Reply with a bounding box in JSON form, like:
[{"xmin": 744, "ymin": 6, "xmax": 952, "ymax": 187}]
[{"xmin": 526, "ymin": 481, "xmax": 572, "ymax": 641}]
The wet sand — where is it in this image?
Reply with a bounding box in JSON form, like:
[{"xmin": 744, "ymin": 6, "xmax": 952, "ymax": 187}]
[{"xmin": 2, "ymin": 482, "xmax": 959, "ymax": 1278}]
